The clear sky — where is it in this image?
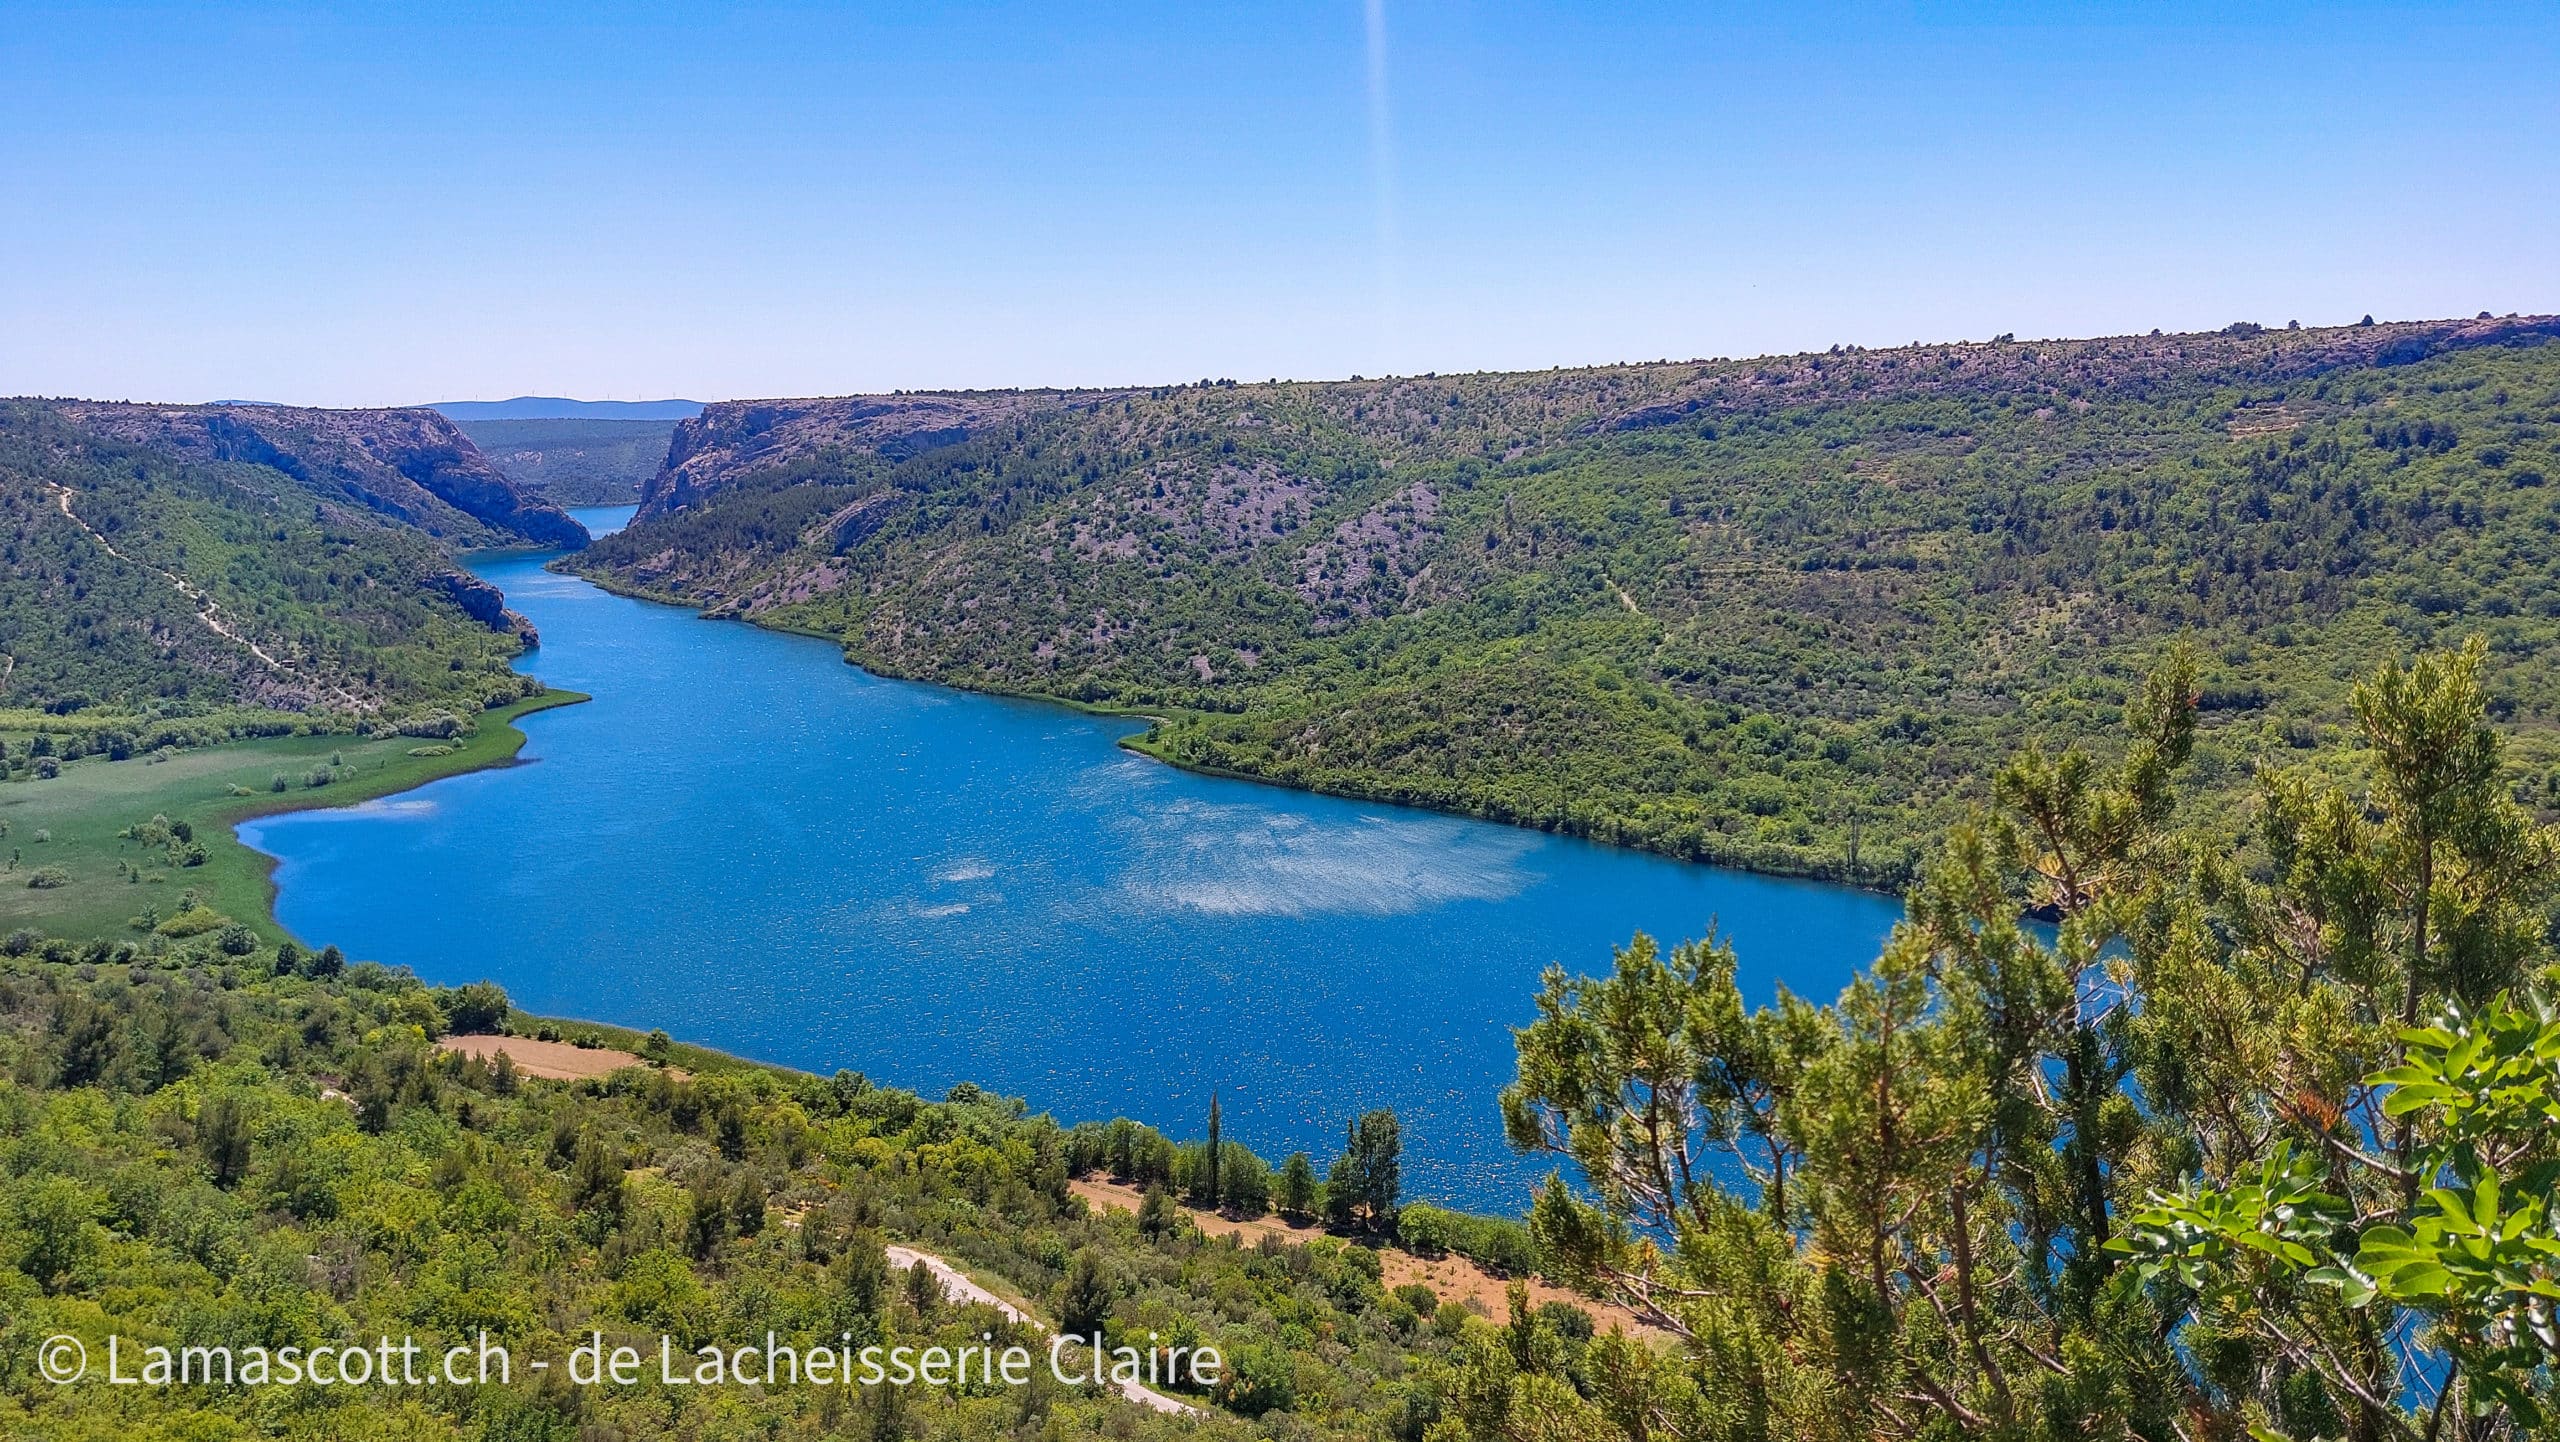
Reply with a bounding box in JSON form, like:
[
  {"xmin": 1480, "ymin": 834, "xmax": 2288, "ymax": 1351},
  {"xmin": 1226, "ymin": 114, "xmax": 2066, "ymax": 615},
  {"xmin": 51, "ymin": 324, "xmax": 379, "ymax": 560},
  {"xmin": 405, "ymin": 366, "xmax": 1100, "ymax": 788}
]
[{"xmin": 3, "ymin": 2, "xmax": 2553, "ymax": 407}]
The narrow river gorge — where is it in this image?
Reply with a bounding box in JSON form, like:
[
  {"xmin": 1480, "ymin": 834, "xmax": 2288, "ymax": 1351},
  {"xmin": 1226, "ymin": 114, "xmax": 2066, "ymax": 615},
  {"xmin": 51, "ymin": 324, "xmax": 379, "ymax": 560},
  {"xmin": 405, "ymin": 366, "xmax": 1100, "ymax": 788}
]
[{"xmin": 241, "ymin": 507, "xmax": 1903, "ymax": 1208}]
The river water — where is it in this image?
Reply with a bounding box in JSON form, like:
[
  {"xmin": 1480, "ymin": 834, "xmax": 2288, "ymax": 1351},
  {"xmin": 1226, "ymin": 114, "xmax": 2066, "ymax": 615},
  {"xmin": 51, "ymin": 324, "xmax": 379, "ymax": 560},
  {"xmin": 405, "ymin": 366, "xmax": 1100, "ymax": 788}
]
[{"xmin": 241, "ymin": 505, "xmax": 1903, "ymax": 1208}]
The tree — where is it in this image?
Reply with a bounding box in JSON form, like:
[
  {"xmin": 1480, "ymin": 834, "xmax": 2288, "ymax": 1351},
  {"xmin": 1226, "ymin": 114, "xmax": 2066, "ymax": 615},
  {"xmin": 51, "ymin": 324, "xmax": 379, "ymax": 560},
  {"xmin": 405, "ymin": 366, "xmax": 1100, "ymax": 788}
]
[
  {"xmin": 834, "ymin": 1229, "xmax": 889, "ymax": 1339},
  {"xmin": 309, "ymin": 944, "xmax": 345, "ymax": 979},
  {"xmin": 1220, "ymin": 1144, "xmax": 1272, "ymax": 1215},
  {"xmin": 570, "ymin": 1136, "xmax": 627, "ymax": 1226},
  {"xmin": 1137, "ymin": 1183, "xmax": 1182, "ymax": 1241},
  {"xmin": 1200, "ymin": 1092, "xmax": 1222, "ymax": 1210},
  {"xmin": 1058, "ymin": 1248, "xmax": 1112, "ymax": 1338},
  {"xmin": 684, "ymin": 1177, "xmax": 730, "ymax": 1260},
  {"xmin": 1500, "ymin": 643, "xmax": 2560, "ymax": 1440},
  {"xmin": 1213, "ymin": 1343, "xmax": 1299, "ymax": 1417},
  {"xmin": 1503, "ymin": 650, "xmax": 2206, "ymax": 1437},
  {"xmin": 1277, "ymin": 1152, "xmax": 1319, "ymax": 1217},
  {"xmin": 1328, "ymin": 1108, "xmax": 1401, "ymax": 1231},
  {"xmin": 2118, "ymin": 989, "xmax": 2560, "ymax": 1437},
  {"xmin": 444, "ymin": 980, "xmax": 510, "ymax": 1034},
  {"xmin": 2106, "ymin": 640, "xmax": 2560, "ymax": 1439},
  {"xmin": 199, "ymin": 1095, "xmax": 251, "ymax": 1189},
  {"xmin": 903, "ymin": 1259, "xmax": 939, "ymax": 1319},
  {"xmin": 52, "ymin": 995, "xmax": 120, "ymax": 1088},
  {"xmin": 349, "ymin": 1058, "xmax": 394, "ymax": 1134},
  {"xmin": 10, "ymin": 1176, "xmax": 100, "ymax": 1293}
]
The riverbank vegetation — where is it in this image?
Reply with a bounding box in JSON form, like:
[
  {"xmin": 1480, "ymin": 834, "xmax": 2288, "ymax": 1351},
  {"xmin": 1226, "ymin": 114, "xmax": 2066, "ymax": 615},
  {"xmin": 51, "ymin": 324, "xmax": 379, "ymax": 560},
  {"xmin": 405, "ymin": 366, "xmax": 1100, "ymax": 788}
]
[
  {"xmin": 566, "ymin": 319, "xmax": 2560, "ymax": 885},
  {"xmin": 4, "ymin": 639, "xmax": 2555, "ymax": 1439},
  {"xmin": 0, "ymin": 396, "xmax": 607, "ymax": 944},
  {"xmin": 0, "ymin": 691, "xmax": 583, "ymax": 942}
]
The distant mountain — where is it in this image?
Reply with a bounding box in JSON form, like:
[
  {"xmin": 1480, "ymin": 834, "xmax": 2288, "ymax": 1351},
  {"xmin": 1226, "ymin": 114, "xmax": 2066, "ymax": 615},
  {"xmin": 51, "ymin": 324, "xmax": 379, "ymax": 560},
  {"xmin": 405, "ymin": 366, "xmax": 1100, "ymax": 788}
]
[
  {"xmin": 449, "ymin": 417, "xmax": 680, "ymax": 506},
  {"xmin": 426, "ymin": 397, "xmax": 705, "ymax": 421}
]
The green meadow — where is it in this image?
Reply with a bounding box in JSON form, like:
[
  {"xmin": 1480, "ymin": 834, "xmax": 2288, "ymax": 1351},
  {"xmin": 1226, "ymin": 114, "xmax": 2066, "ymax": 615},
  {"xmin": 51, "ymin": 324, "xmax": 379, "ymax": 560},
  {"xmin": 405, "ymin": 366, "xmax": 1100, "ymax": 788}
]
[{"xmin": 0, "ymin": 691, "xmax": 583, "ymax": 943}]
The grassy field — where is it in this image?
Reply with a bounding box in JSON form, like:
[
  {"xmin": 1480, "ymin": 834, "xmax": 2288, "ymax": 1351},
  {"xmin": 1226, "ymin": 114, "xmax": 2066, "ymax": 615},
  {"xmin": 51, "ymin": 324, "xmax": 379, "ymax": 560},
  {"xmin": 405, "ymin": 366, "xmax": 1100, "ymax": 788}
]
[{"xmin": 0, "ymin": 690, "xmax": 584, "ymax": 942}]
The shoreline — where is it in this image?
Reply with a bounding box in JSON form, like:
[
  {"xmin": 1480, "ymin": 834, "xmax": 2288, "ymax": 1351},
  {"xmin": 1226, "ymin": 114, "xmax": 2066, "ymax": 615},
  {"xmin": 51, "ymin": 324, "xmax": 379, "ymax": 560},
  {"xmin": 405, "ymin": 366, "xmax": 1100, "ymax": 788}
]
[
  {"xmin": 217, "ymin": 689, "xmax": 591, "ymax": 942},
  {"xmin": 229, "ymin": 691, "xmax": 588, "ymax": 947},
  {"xmin": 0, "ymin": 689, "xmax": 588, "ymax": 944},
  {"xmin": 231, "ymin": 689, "xmax": 592, "ymax": 943},
  {"xmin": 550, "ymin": 559, "xmax": 1905, "ymax": 897}
]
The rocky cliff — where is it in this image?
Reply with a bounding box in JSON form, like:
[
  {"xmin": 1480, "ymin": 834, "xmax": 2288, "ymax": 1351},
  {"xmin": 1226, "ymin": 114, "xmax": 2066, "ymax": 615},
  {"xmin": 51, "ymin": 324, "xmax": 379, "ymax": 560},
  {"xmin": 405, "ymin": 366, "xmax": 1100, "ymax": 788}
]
[
  {"xmin": 52, "ymin": 401, "xmax": 588, "ymax": 550},
  {"xmin": 639, "ymin": 391, "xmax": 1098, "ymax": 517}
]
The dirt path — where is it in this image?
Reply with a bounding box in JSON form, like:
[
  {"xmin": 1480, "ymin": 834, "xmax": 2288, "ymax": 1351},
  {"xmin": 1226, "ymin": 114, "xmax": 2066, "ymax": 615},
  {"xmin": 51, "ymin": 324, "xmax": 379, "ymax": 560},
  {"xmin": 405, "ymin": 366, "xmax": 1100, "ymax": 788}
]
[
  {"xmin": 1070, "ymin": 1176, "xmax": 1671, "ymax": 1343},
  {"xmin": 43, "ymin": 481, "xmax": 365, "ymax": 710},
  {"xmin": 882, "ymin": 1244, "xmax": 1200, "ymax": 1417}
]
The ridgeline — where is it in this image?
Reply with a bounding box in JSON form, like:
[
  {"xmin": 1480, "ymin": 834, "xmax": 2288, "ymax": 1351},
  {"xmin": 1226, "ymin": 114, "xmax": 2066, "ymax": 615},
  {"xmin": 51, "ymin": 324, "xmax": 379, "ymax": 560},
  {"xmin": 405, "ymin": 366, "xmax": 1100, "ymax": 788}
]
[{"xmin": 564, "ymin": 315, "xmax": 2560, "ymax": 885}]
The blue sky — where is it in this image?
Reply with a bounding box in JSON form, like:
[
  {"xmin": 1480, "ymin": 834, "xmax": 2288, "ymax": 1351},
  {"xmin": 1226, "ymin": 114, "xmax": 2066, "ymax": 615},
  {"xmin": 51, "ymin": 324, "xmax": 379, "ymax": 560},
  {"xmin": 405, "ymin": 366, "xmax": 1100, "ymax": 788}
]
[{"xmin": 3, "ymin": 2, "xmax": 2553, "ymax": 406}]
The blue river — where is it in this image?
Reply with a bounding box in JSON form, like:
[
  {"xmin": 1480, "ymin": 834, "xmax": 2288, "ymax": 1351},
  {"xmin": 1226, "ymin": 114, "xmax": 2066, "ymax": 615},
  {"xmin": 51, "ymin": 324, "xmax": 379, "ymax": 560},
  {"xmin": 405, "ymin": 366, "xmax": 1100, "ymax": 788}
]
[{"xmin": 241, "ymin": 505, "xmax": 1904, "ymax": 1209}]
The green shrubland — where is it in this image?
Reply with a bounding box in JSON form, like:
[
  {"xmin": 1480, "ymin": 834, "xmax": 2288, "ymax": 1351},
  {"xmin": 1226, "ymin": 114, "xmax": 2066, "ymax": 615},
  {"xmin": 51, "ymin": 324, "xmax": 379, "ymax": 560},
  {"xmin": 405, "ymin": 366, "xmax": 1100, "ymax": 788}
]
[
  {"xmin": 0, "ymin": 403, "xmax": 550, "ymax": 721},
  {"xmin": 1, "ymin": 642, "xmax": 2554, "ymax": 1439},
  {"xmin": 568, "ymin": 323, "xmax": 2560, "ymax": 887}
]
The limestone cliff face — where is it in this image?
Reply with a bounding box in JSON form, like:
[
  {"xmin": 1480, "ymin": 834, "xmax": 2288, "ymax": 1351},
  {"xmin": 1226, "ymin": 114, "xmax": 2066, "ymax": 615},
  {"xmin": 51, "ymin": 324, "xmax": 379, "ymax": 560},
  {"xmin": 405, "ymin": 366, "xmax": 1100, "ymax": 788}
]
[
  {"xmin": 53, "ymin": 401, "xmax": 589, "ymax": 550},
  {"xmin": 639, "ymin": 391, "xmax": 1105, "ymax": 518},
  {"xmin": 426, "ymin": 569, "xmax": 541, "ymax": 645}
]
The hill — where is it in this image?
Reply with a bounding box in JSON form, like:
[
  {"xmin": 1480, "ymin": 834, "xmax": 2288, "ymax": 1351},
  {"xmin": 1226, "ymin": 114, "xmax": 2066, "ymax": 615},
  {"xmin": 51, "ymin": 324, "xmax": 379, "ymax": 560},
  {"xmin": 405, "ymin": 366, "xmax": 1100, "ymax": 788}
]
[
  {"xmin": 5, "ymin": 642, "xmax": 2559, "ymax": 1439},
  {"xmin": 562, "ymin": 315, "xmax": 2560, "ymax": 884},
  {"xmin": 0, "ymin": 932, "xmax": 1582, "ymax": 1439},
  {"xmin": 54, "ymin": 401, "xmax": 585, "ymax": 550},
  {"xmin": 0, "ymin": 401, "xmax": 582, "ymax": 719},
  {"xmin": 447, "ymin": 417, "xmax": 681, "ymax": 505}
]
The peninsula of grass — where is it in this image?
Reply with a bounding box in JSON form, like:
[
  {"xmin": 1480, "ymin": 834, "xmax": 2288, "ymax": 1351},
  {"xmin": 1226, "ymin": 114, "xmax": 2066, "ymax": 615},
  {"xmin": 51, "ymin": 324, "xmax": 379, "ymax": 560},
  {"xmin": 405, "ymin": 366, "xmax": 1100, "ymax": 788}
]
[{"xmin": 0, "ymin": 689, "xmax": 585, "ymax": 942}]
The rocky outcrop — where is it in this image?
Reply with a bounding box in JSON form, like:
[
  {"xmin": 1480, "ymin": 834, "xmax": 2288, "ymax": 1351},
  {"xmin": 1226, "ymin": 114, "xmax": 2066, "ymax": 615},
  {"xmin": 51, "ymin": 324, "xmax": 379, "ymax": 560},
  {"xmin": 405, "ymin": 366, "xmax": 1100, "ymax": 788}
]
[
  {"xmin": 427, "ymin": 569, "xmax": 541, "ymax": 645},
  {"xmin": 640, "ymin": 391, "xmax": 1114, "ymax": 518},
  {"xmin": 52, "ymin": 401, "xmax": 589, "ymax": 550}
]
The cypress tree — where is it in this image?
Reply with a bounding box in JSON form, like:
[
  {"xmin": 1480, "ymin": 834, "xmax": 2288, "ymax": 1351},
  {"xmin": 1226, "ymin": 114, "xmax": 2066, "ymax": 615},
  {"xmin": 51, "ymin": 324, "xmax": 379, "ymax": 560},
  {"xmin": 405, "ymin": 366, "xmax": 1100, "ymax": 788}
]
[{"xmin": 1203, "ymin": 1091, "xmax": 1222, "ymax": 1209}]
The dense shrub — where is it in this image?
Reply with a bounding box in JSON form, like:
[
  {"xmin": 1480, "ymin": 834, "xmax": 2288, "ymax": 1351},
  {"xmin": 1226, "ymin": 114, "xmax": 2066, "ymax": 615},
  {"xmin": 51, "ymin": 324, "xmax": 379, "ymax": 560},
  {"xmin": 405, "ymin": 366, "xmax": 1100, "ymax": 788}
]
[{"xmin": 1396, "ymin": 1202, "xmax": 1540, "ymax": 1274}]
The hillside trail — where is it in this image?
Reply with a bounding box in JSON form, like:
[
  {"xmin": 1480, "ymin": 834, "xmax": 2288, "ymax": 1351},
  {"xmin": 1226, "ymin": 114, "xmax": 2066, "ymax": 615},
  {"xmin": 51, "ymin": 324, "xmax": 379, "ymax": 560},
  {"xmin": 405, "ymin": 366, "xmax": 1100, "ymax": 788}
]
[
  {"xmin": 42, "ymin": 481, "xmax": 366, "ymax": 710},
  {"xmin": 1068, "ymin": 1176, "xmax": 1672, "ymax": 1343},
  {"xmin": 881, "ymin": 1245, "xmax": 1200, "ymax": 1417}
]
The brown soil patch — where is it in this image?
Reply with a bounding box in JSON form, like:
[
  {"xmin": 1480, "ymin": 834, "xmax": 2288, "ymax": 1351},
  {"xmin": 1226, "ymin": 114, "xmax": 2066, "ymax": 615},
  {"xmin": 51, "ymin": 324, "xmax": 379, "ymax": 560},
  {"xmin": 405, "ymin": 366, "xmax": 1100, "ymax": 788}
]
[
  {"xmin": 1068, "ymin": 1176, "xmax": 1669, "ymax": 1343},
  {"xmin": 437, "ymin": 1033, "xmax": 678, "ymax": 1081},
  {"xmin": 1072, "ymin": 1176, "xmax": 1323, "ymax": 1248},
  {"xmin": 1375, "ymin": 1249, "xmax": 1667, "ymax": 1342}
]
